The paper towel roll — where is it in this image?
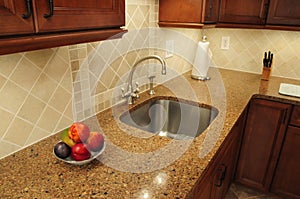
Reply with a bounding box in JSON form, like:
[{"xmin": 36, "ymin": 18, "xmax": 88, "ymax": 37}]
[{"xmin": 191, "ymin": 40, "xmax": 211, "ymax": 80}]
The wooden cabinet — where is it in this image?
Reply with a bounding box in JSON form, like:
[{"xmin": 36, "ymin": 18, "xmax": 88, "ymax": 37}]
[
  {"xmin": 0, "ymin": 0, "xmax": 125, "ymax": 55},
  {"xmin": 204, "ymin": 0, "xmax": 220, "ymax": 23},
  {"xmin": 219, "ymin": 0, "xmax": 269, "ymax": 24},
  {"xmin": 271, "ymin": 126, "xmax": 300, "ymax": 199},
  {"xmin": 271, "ymin": 105, "xmax": 300, "ymax": 199},
  {"xmin": 267, "ymin": 0, "xmax": 300, "ymax": 26},
  {"xmin": 158, "ymin": 0, "xmax": 206, "ymax": 28},
  {"xmin": 191, "ymin": 111, "xmax": 246, "ymax": 198},
  {"xmin": 0, "ymin": 0, "xmax": 35, "ymax": 36},
  {"xmin": 235, "ymin": 99, "xmax": 291, "ymax": 192},
  {"xmin": 33, "ymin": 0, "xmax": 125, "ymax": 33}
]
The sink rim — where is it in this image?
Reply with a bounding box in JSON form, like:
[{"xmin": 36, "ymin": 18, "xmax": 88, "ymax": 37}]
[{"xmin": 118, "ymin": 96, "xmax": 219, "ymax": 140}]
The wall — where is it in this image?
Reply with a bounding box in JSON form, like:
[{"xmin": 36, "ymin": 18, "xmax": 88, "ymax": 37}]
[
  {"xmin": 0, "ymin": 0, "xmax": 299, "ymax": 159},
  {"xmin": 206, "ymin": 28, "xmax": 300, "ymax": 79}
]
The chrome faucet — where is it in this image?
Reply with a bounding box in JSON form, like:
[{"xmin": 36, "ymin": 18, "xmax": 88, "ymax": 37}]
[{"xmin": 122, "ymin": 55, "xmax": 167, "ymax": 104}]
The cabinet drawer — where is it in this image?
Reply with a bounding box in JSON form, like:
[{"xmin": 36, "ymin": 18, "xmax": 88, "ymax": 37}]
[{"xmin": 290, "ymin": 106, "xmax": 300, "ymax": 127}]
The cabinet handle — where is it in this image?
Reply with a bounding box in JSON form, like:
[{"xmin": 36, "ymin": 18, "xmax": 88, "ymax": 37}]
[
  {"xmin": 215, "ymin": 164, "xmax": 227, "ymax": 187},
  {"xmin": 22, "ymin": 0, "xmax": 32, "ymax": 19},
  {"xmin": 44, "ymin": 0, "xmax": 54, "ymax": 18},
  {"xmin": 262, "ymin": 2, "xmax": 269, "ymax": 24}
]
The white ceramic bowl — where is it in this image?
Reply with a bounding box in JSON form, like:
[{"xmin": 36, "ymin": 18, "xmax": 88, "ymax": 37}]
[{"xmin": 53, "ymin": 142, "xmax": 105, "ymax": 165}]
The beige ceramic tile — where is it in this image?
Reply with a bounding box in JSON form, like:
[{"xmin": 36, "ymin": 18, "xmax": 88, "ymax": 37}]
[
  {"xmin": 63, "ymin": 100, "xmax": 74, "ymax": 120},
  {"xmin": 69, "ymin": 49, "xmax": 79, "ymax": 60},
  {"xmin": 55, "ymin": 116, "xmax": 73, "ymax": 133},
  {"xmin": 0, "ymin": 74, "xmax": 7, "ymax": 90},
  {"xmin": 0, "ymin": 53, "xmax": 22, "ymax": 77},
  {"xmin": 10, "ymin": 57, "xmax": 41, "ymax": 91},
  {"xmin": 31, "ymin": 73, "xmax": 58, "ymax": 103},
  {"xmin": 0, "ymin": 80, "xmax": 28, "ymax": 113},
  {"xmin": 60, "ymin": 68, "xmax": 73, "ymax": 92},
  {"xmin": 24, "ymin": 49, "xmax": 54, "ymax": 69},
  {"xmin": 17, "ymin": 94, "xmax": 46, "ymax": 124},
  {"xmin": 0, "ymin": 140, "xmax": 21, "ymax": 158},
  {"xmin": 3, "ymin": 117, "xmax": 34, "ymax": 146},
  {"xmin": 0, "ymin": 107, "xmax": 14, "ymax": 138},
  {"xmin": 56, "ymin": 46, "xmax": 70, "ymax": 62},
  {"xmin": 95, "ymin": 81, "xmax": 107, "ymax": 94},
  {"xmin": 44, "ymin": 55, "xmax": 69, "ymax": 83},
  {"xmin": 99, "ymin": 67, "xmax": 117, "ymax": 88},
  {"xmin": 48, "ymin": 85, "xmax": 72, "ymax": 113},
  {"xmin": 37, "ymin": 106, "xmax": 62, "ymax": 133},
  {"xmin": 25, "ymin": 127, "xmax": 50, "ymax": 146}
]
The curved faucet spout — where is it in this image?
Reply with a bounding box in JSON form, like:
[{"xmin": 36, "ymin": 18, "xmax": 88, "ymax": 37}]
[
  {"xmin": 127, "ymin": 55, "xmax": 167, "ymax": 92},
  {"xmin": 122, "ymin": 55, "xmax": 167, "ymax": 104}
]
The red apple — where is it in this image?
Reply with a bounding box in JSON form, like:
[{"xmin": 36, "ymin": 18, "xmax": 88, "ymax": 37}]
[
  {"xmin": 71, "ymin": 143, "xmax": 91, "ymax": 161},
  {"xmin": 68, "ymin": 122, "xmax": 90, "ymax": 143},
  {"xmin": 85, "ymin": 132, "xmax": 105, "ymax": 152}
]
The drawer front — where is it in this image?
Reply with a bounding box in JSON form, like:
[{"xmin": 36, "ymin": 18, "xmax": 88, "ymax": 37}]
[{"xmin": 290, "ymin": 106, "xmax": 300, "ymax": 127}]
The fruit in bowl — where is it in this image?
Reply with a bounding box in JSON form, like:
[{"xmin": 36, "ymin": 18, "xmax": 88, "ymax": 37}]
[
  {"xmin": 68, "ymin": 122, "xmax": 90, "ymax": 143},
  {"xmin": 85, "ymin": 132, "xmax": 105, "ymax": 152},
  {"xmin": 71, "ymin": 143, "xmax": 91, "ymax": 161},
  {"xmin": 61, "ymin": 128, "xmax": 75, "ymax": 147},
  {"xmin": 54, "ymin": 141, "xmax": 71, "ymax": 159},
  {"xmin": 53, "ymin": 122, "xmax": 105, "ymax": 165}
]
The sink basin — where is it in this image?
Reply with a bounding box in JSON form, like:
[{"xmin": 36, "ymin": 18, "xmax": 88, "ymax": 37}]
[{"xmin": 119, "ymin": 98, "xmax": 218, "ymax": 140}]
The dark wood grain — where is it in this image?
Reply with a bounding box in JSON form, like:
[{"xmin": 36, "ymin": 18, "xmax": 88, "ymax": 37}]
[
  {"xmin": 219, "ymin": 0, "xmax": 269, "ymax": 24},
  {"xmin": 235, "ymin": 99, "xmax": 291, "ymax": 192},
  {"xmin": 267, "ymin": 0, "xmax": 300, "ymax": 26},
  {"xmin": 271, "ymin": 125, "xmax": 300, "ymax": 199}
]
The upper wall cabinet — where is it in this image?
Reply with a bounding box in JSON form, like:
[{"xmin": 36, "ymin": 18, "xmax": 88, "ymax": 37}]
[
  {"xmin": 204, "ymin": 0, "xmax": 220, "ymax": 23},
  {"xmin": 267, "ymin": 0, "xmax": 300, "ymax": 26},
  {"xmin": 0, "ymin": 0, "xmax": 35, "ymax": 36},
  {"xmin": 0, "ymin": 0, "xmax": 125, "ymax": 55},
  {"xmin": 219, "ymin": 0, "xmax": 269, "ymax": 25},
  {"xmin": 159, "ymin": 0, "xmax": 206, "ymax": 28}
]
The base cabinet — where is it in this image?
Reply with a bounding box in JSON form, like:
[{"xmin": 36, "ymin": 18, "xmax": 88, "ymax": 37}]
[
  {"xmin": 271, "ymin": 126, "xmax": 300, "ymax": 199},
  {"xmin": 191, "ymin": 111, "xmax": 245, "ymax": 199},
  {"xmin": 235, "ymin": 99, "xmax": 291, "ymax": 192}
]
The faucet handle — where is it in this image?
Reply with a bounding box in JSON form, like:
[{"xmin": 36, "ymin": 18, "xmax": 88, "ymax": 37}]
[{"xmin": 133, "ymin": 82, "xmax": 140, "ymax": 98}]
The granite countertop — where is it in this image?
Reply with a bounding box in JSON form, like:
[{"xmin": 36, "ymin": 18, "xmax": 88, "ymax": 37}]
[{"xmin": 1, "ymin": 68, "xmax": 300, "ymax": 199}]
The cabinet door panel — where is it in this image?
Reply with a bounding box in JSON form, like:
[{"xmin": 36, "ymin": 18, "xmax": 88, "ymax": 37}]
[
  {"xmin": 267, "ymin": 0, "xmax": 300, "ymax": 26},
  {"xmin": 159, "ymin": 0, "xmax": 204, "ymax": 23},
  {"xmin": 271, "ymin": 126, "xmax": 300, "ymax": 199},
  {"xmin": 219, "ymin": 0, "xmax": 268, "ymax": 24},
  {"xmin": 204, "ymin": 0, "xmax": 220, "ymax": 23},
  {"xmin": 235, "ymin": 99, "xmax": 291, "ymax": 191},
  {"xmin": 33, "ymin": 0, "xmax": 125, "ymax": 33},
  {"xmin": 0, "ymin": 0, "xmax": 35, "ymax": 36}
]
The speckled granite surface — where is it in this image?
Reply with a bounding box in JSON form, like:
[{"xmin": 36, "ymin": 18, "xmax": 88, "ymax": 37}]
[{"xmin": 1, "ymin": 68, "xmax": 300, "ymax": 199}]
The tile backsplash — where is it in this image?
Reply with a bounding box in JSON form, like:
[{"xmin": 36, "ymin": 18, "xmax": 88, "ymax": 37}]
[{"xmin": 0, "ymin": 0, "xmax": 300, "ymax": 159}]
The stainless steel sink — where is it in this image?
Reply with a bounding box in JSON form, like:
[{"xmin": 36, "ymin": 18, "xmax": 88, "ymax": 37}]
[{"xmin": 119, "ymin": 98, "xmax": 218, "ymax": 140}]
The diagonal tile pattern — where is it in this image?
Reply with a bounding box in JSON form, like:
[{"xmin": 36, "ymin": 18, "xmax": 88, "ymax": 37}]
[{"xmin": 0, "ymin": 0, "xmax": 300, "ymax": 159}]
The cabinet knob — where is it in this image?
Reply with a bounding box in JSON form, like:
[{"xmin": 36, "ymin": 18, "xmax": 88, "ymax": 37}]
[{"xmin": 44, "ymin": 0, "xmax": 54, "ymax": 18}]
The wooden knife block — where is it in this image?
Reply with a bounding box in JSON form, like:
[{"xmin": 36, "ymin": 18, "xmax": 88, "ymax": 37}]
[{"xmin": 261, "ymin": 66, "xmax": 271, "ymax": 81}]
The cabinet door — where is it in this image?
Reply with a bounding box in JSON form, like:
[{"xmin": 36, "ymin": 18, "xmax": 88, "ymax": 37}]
[
  {"xmin": 271, "ymin": 126, "xmax": 300, "ymax": 199},
  {"xmin": 211, "ymin": 112, "xmax": 245, "ymax": 199},
  {"xmin": 267, "ymin": 0, "xmax": 300, "ymax": 26},
  {"xmin": 235, "ymin": 99, "xmax": 291, "ymax": 192},
  {"xmin": 159, "ymin": 0, "xmax": 205, "ymax": 24},
  {"xmin": 0, "ymin": 0, "xmax": 35, "ymax": 36},
  {"xmin": 33, "ymin": 0, "xmax": 125, "ymax": 33},
  {"xmin": 219, "ymin": 0, "xmax": 269, "ymax": 24},
  {"xmin": 204, "ymin": 0, "xmax": 220, "ymax": 23}
]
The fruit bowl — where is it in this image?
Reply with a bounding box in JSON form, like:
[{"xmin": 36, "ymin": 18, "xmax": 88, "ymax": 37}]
[{"xmin": 53, "ymin": 142, "xmax": 105, "ymax": 165}]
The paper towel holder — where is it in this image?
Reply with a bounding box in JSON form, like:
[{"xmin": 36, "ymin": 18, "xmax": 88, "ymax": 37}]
[{"xmin": 191, "ymin": 35, "xmax": 211, "ymax": 81}]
